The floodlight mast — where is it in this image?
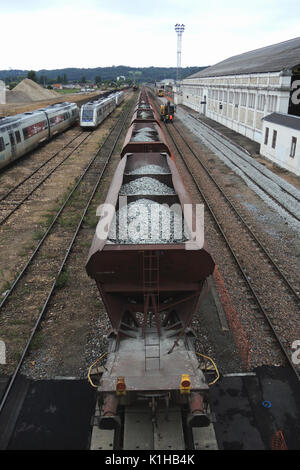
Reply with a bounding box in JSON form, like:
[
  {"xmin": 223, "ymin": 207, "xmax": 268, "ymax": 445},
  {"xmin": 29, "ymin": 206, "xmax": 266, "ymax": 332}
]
[{"xmin": 175, "ymin": 23, "xmax": 185, "ymax": 83}]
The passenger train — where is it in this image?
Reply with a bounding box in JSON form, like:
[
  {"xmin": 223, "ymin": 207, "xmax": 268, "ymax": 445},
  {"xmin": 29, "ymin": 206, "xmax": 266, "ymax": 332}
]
[
  {"xmin": 80, "ymin": 91, "xmax": 124, "ymax": 129},
  {"xmin": 0, "ymin": 102, "xmax": 79, "ymax": 170}
]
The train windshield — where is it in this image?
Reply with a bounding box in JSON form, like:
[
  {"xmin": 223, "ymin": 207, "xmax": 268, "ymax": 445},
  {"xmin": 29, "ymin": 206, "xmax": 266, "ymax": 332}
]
[{"xmin": 82, "ymin": 108, "xmax": 94, "ymax": 121}]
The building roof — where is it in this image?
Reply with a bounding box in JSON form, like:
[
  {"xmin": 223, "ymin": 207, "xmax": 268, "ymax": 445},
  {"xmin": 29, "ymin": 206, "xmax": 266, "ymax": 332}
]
[
  {"xmin": 187, "ymin": 37, "xmax": 300, "ymax": 79},
  {"xmin": 262, "ymin": 112, "xmax": 300, "ymax": 131}
]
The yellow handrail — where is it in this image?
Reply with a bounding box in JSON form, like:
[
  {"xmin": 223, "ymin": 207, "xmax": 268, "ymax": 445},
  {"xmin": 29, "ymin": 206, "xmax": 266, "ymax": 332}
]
[
  {"xmin": 196, "ymin": 352, "xmax": 220, "ymax": 386},
  {"xmin": 87, "ymin": 352, "xmax": 108, "ymax": 388}
]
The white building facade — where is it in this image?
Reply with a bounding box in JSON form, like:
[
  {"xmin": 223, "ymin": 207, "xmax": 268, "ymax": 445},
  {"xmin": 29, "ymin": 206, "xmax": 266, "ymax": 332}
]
[
  {"xmin": 0, "ymin": 80, "xmax": 5, "ymax": 104},
  {"xmin": 260, "ymin": 113, "xmax": 300, "ymax": 176},
  {"xmin": 180, "ymin": 37, "xmax": 300, "ymax": 145},
  {"xmin": 181, "ymin": 72, "xmax": 291, "ymax": 143}
]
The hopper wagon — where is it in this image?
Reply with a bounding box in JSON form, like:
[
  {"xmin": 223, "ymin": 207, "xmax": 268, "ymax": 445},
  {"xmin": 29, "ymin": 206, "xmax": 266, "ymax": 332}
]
[{"xmin": 85, "ymin": 88, "xmax": 216, "ymax": 436}]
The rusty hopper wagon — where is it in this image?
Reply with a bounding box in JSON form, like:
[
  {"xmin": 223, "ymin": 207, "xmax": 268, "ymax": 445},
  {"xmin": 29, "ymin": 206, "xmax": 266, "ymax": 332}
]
[
  {"xmin": 130, "ymin": 104, "xmax": 156, "ymax": 125},
  {"xmin": 85, "ymin": 89, "xmax": 215, "ymax": 437}
]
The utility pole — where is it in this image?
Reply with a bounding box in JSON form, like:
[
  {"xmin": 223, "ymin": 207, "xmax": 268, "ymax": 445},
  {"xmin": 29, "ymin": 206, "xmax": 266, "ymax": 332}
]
[{"xmin": 175, "ymin": 24, "xmax": 185, "ymax": 83}]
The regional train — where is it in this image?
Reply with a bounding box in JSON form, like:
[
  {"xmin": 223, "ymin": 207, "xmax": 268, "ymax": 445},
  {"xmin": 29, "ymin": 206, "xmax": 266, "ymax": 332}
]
[
  {"xmin": 80, "ymin": 91, "xmax": 124, "ymax": 129},
  {"xmin": 86, "ymin": 87, "xmax": 217, "ymax": 441},
  {"xmin": 0, "ymin": 102, "xmax": 79, "ymax": 170}
]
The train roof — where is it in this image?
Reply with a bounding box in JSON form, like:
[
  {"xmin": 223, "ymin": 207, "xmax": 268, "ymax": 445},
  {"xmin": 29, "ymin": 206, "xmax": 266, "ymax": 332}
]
[
  {"xmin": 0, "ymin": 102, "xmax": 77, "ymax": 133},
  {"xmin": 36, "ymin": 101, "xmax": 77, "ymax": 112},
  {"xmin": 82, "ymin": 95, "xmax": 115, "ymax": 108},
  {"xmin": 0, "ymin": 110, "xmax": 47, "ymax": 132}
]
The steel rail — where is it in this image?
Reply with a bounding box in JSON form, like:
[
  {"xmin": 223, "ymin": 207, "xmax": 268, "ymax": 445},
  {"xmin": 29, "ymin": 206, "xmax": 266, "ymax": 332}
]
[
  {"xmin": 0, "ymin": 105, "xmax": 129, "ymax": 311},
  {"xmin": 0, "ymin": 128, "xmax": 85, "ymax": 203},
  {"xmin": 187, "ymin": 113, "xmax": 300, "ymax": 215},
  {"xmin": 171, "ymin": 122, "xmax": 300, "ymax": 303},
  {"xmin": 0, "ymin": 97, "xmax": 135, "ymax": 416},
  {"xmin": 0, "ymin": 131, "xmax": 93, "ymax": 226},
  {"xmin": 157, "ymin": 107, "xmax": 300, "ymax": 382}
]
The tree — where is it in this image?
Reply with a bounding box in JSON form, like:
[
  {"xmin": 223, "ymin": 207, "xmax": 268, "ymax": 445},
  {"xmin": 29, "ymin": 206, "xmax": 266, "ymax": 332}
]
[
  {"xmin": 27, "ymin": 70, "xmax": 37, "ymax": 82},
  {"xmin": 39, "ymin": 75, "xmax": 48, "ymax": 86}
]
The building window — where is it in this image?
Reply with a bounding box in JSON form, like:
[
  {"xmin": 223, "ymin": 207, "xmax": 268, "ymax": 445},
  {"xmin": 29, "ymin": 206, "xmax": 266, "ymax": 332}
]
[
  {"xmin": 267, "ymin": 95, "xmax": 278, "ymax": 112},
  {"xmin": 257, "ymin": 95, "xmax": 266, "ymax": 111},
  {"xmin": 248, "ymin": 93, "xmax": 255, "ymax": 109},
  {"xmin": 240, "ymin": 92, "xmax": 247, "ymax": 106},
  {"xmin": 272, "ymin": 130, "xmax": 277, "ymax": 149},
  {"xmin": 264, "ymin": 127, "xmax": 269, "ymax": 145},
  {"xmin": 234, "ymin": 92, "xmax": 240, "ymax": 106},
  {"xmin": 229, "ymin": 92, "xmax": 234, "ymax": 103},
  {"xmin": 290, "ymin": 137, "xmax": 297, "ymax": 158}
]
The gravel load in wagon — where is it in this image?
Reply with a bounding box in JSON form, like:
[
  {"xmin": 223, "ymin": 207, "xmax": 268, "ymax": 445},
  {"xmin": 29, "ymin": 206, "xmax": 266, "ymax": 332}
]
[
  {"xmin": 131, "ymin": 127, "xmax": 159, "ymax": 142},
  {"xmin": 120, "ymin": 176, "xmax": 176, "ymax": 195},
  {"xmin": 138, "ymin": 102, "xmax": 151, "ymax": 109},
  {"xmin": 108, "ymin": 198, "xmax": 189, "ymax": 244},
  {"xmin": 127, "ymin": 164, "xmax": 171, "ymax": 175},
  {"xmin": 138, "ymin": 111, "xmax": 154, "ymax": 119}
]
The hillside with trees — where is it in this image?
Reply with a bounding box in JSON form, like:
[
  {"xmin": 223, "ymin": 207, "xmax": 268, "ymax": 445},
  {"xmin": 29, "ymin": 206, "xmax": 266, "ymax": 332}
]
[{"xmin": 0, "ymin": 65, "xmax": 208, "ymax": 87}]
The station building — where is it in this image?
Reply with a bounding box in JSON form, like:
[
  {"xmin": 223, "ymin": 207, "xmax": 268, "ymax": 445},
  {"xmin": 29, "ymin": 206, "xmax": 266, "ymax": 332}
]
[
  {"xmin": 179, "ymin": 37, "xmax": 300, "ymax": 152},
  {"xmin": 175, "ymin": 38, "xmax": 300, "ymax": 174}
]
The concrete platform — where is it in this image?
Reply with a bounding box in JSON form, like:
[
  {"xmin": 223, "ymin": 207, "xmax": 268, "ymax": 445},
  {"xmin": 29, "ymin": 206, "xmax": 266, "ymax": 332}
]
[
  {"xmin": 0, "ymin": 377, "xmax": 96, "ymax": 450},
  {"xmin": 0, "ymin": 365, "xmax": 299, "ymax": 449}
]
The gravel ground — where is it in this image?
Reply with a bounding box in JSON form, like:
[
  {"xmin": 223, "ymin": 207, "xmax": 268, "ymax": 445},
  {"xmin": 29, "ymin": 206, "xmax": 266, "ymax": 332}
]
[
  {"xmin": 0, "ymin": 94, "xmax": 135, "ymax": 378},
  {"xmin": 177, "ymin": 108, "xmax": 300, "ymax": 231},
  {"xmin": 168, "ymin": 105, "xmax": 300, "ymax": 370},
  {"xmin": 2, "ymin": 91, "xmax": 298, "ymax": 383}
]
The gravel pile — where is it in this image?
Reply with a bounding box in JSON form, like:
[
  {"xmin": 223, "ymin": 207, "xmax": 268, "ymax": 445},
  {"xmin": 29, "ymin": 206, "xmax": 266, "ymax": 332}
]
[
  {"xmin": 120, "ymin": 176, "xmax": 175, "ymax": 195},
  {"xmin": 132, "ymin": 127, "xmax": 158, "ymax": 142},
  {"xmin": 108, "ymin": 198, "xmax": 189, "ymax": 244},
  {"xmin": 128, "ymin": 164, "xmax": 170, "ymax": 175},
  {"xmin": 7, "ymin": 78, "xmax": 59, "ymax": 103}
]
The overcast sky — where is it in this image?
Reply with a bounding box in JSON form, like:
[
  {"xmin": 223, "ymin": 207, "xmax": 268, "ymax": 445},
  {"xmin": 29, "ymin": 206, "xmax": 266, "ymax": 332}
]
[{"xmin": 1, "ymin": 0, "xmax": 300, "ymax": 71}]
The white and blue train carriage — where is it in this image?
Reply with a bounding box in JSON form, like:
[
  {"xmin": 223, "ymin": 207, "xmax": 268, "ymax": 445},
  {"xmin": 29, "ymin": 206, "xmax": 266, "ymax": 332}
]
[
  {"xmin": 0, "ymin": 102, "xmax": 79, "ymax": 170},
  {"xmin": 113, "ymin": 91, "xmax": 125, "ymax": 106},
  {"xmin": 80, "ymin": 95, "xmax": 116, "ymax": 129}
]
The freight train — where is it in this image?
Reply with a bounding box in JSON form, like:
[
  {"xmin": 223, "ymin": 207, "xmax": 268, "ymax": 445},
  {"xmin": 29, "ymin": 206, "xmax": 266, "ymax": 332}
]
[
  {"xmin": 0, "ymin": 102, "xmax": 79, "ymax": 170},
  {"xmin": 86, "ymin": 87, "xmax": 216, "ymax": 441},
  {"xmin": 80, "ymin": 91, "xmax": 124, "ymax": 129}
]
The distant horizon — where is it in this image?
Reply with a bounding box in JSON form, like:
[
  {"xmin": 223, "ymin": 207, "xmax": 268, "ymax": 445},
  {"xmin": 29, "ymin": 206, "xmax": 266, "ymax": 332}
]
[
  {"xmin": 0, "ymin": 65, "xmax": 207, "ymax": 86},
  {"xmin": 0, "ymin": 65, "xmax": 208, "ymax": 72}
]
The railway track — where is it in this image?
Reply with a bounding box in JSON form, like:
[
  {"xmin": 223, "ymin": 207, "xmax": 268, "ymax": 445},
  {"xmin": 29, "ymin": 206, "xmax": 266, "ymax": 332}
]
[
  {"xmin": 147, "ymin": 95, "xmax": 300, "ymax": 382},
  {"xmin": 187, "ymin": 113, "xmax": 300, "ymax": 204},
  {"xmin": 0, "ymin": 97, "xmax": 136, "ymax": 428},
  {"xmin": 176, "ymin": 109, "xmax": 300, "ymax": 225},
  {"xmin": 0, "ymin": 128, "xmax": 93, "ymax": 226},
  {"xmin": 0, "ymin": 127, "xmax": 83, "ymax": 201}
]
